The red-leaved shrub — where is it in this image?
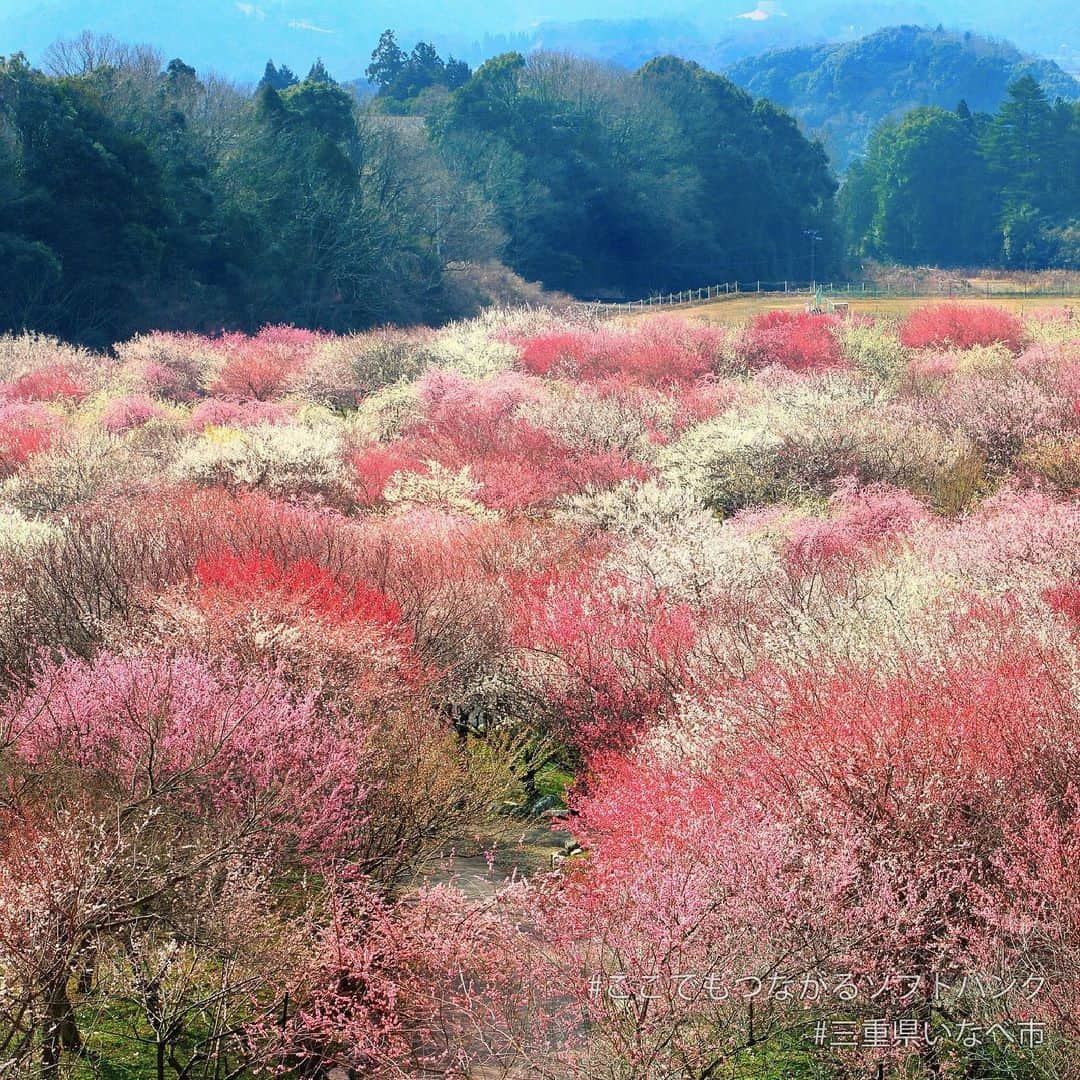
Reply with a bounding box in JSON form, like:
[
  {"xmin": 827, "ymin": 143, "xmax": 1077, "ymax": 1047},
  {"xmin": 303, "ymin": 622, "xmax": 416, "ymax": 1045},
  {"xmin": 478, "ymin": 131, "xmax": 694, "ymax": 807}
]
[
  {"xmin": 738, "ymin": 310, "xmax": 843, "ymax": 371},
  {"xmin": 0, "ymin": 402, "xmax": 58, "ymax": 475},
  {"xmin": 1043, "ymin": 581, "xmax": 1080, "ymax": 627},
  {"xmin": 194, "ymin": 548, "xmax": 402, "ymax": 629},
  {"xmin": 900, "ymin": 302, "xmax": 1026, "ymax": 352},
  {"xmin": 518, "ymin": 318, "xmax": 721, "ymax": 388},
  {"xmin": 551, "ymin": 611, "xmax": 1080, "ymax": 1072},
  {"xmin": 512, "ymin": 565, "xmax": 699, "ymax": 753},
  {"xmin": 3, "ymin": 364, "xmax": 89, "ymax": 403},
  {"xmin": 399, "ymin": 370, "xmax": 648, "ymax": 511},
  {"xmin": 211, "ymin": 326, "xmax": 325, "ymax": 401},
  {"xmin": 350, "ymin": 444, "xmax": 429, "ymax": 507}
]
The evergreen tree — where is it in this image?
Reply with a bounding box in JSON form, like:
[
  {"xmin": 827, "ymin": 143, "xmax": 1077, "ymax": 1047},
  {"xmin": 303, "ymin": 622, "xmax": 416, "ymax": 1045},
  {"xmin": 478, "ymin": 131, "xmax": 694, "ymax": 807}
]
[
  {"xmin": 165, "ymin": 58, "xmax": 197, "ymax": 91},
  {"xmin": 259, "ymin": 60, "xmax": 297, "ymax": 91},
  {"xmin": 842, "ymin": 77, "xmax": 1080, "ymax": 268},
  {"xmin": 873, "ymin": 107, "xmax": 993, "ymax": 265},
  {"xmin": 433, "ymin": 52, "xmax": 838, "ymax": 295},
  {"xmin": 366, "ymin": 30, "xmax": 406, "ymax": 91},
  {"xmin": 444, "ymin": 57, "xmax": 471, "ymax": 90},
  {"xmin": 306, "ymin": 58, "xmax": 332, "ymax": 84},
  {"xmin": 986, "ymin": 76, "xmax": 1054, "ymax": 209}
]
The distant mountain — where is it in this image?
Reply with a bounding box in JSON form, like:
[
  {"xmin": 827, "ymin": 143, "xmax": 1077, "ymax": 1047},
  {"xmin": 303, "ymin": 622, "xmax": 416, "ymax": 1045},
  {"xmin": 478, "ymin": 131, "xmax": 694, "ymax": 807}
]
[
  {"xmin": 726, "ymin": 25, "xmax": 1080, "ymax": 170},
  {"xmin": 5, "ymin": 0, "xmax": 1080, "ymax": 85},
  {"xmin": 472, "ymin": 5, "xmax": 944, "ymax": 74}
]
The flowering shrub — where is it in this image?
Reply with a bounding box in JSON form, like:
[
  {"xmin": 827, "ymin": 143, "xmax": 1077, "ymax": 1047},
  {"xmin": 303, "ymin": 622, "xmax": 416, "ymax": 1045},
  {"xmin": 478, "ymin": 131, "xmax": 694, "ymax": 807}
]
[
  {"xmin": 0, "ymin": 332, "xmax": 96, "ymax": 385},
  {"xmin": 7, "ymin": 650, "xmax": 383, "ymax": 864},
  {"xmin": 210, "ymin": 331, "xmax": 308, "ymax": 400},
  {"xmin": 350, "ymin": 442, "xmax": 428, "ymax": 507},
  {"xmin": 934, "ymin": 370, "xmax": 1072, "ymax": 467},
  {"xmin": 350, "ymin": 381, "xmax": 423, "ymax": 442},
  {"xmin": 390, "ymin": 369, "xmax": 649, "ymax": 511},
  {"xmin": 383, "ymin": 461, "xmax": 492, "ymax": 517},
  {"xmin": 512, "ymin": 564, "xmax": 699, "ymax": 753},
  {"xmin": 518, "ymin": 330, "xmax": 593, "ymax": 377},
  {"xmin": 187, "ymin": 397, "xmax": 291, "ymax": 431},
  {"xmin": 3, "ymin": 363, "xmax": 88, "ymax": 403},
  {"xmin": 99, "ymin": 394, "xmax": 169, "ymax": 433},
  {"xmin": 4, "ymin": 302, "xmax": 1080, "ymax": 1077},
  {"xmin": 1043, "ymin": 581, "xmax": 1080, "ymax": 626},
  {"xmin": 0, "ymin": 506, "xmax": 60, "ymax": 559},
  {"xmin": 173, "ymin": 423, "xmax": 352, "ymax": 505},
  {"xmin": 837, "ymin": 316, "xmax": 909, "ymax": 380},
  {"xmin": 429, "ymin": 313, "xmax": 519, "ymax": 379},
  {"xmin": 658, "ymin": 376, "xmax": 980, "ymax": 513},
  {"xmin": 900, "ymin": 302, "xmax": 1026, "ymax": 351},
  {"xmin": 737, "ymin": 310, "xmax": 844, "ymax": 371},
  {"xmin": 0, "ymin": 402, "xmax": 58, "ymax": 475},
  {"xmin": 253, "ymin": 882, "xmax": 529, "ymax": 1077},
  {"xmin": 300, "ymin": 327, "xmax": 439, "ymax": 407},
  {"xmin": 552, "ymin": 619, "xmax": 1080, "ymax": 1073},
  {"xmin": 193, "ymin": 548, "xmax": 402, "ymax": 629},
  {"xmin": 518, "ymin": 318, "xmax": 723, "ymax": 387},
  {"xmin": 783, "ymin": 480, "xmax": 928, "ymax": 577},
  {"xmin": 114, "ymin": 331, "xmax": 216, "ymax": 402},
  {"xmin": 1025, "ymin": 305, "xmax": 1079, "ymax": 346},
  {"xmin": 1020, "ymin": 433, "xmax": 1080, "ymax": 494},
  {"xmin": 519, "ymin": 381, "xmax": 723, "ymax": 461}
]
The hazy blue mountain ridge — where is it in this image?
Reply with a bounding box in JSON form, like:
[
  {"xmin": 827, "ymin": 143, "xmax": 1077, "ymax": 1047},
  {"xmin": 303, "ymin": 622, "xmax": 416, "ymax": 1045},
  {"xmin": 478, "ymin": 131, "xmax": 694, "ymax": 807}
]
[
  {"xmin": 4, "ymin": 0, "xmax": 1079, "ymax": 84},
  {"xmin": 726, "ymin": 25, "xmax": 1080, "ymax": 168}
]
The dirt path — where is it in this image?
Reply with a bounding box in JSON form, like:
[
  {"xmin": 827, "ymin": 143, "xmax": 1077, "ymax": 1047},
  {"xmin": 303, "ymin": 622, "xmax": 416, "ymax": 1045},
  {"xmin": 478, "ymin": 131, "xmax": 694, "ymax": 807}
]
[{"xmin": 419, "ymin": 822, "xmax": 569, "ymax": 899}]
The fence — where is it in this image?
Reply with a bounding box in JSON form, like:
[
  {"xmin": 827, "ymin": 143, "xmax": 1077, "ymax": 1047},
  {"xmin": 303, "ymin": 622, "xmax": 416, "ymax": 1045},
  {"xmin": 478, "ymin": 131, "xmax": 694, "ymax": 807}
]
[{"xmin": 574, "ymin": 278, "xmax": 1080, "ymax": 315}]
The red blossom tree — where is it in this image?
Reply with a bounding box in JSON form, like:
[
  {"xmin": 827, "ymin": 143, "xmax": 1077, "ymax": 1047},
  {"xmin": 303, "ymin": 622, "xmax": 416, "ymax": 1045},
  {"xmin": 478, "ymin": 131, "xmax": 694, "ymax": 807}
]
[
  {"xmin": 900, "ymin": 302, "xmax": 1026, "ymax": 352},
  {"xmin": 738, "ymin": 310, "xmax": 844, "ymax": 371},
  {"xmin": 3, "ymin": 364, "xmax": 88, "ymax": 403}
]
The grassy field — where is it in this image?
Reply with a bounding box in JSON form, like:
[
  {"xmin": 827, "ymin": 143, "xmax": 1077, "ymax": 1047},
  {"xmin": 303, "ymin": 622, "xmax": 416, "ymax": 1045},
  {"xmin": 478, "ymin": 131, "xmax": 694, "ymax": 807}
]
[
  {"xmin": 622, "ymin": 290, "xmax": 1080, "ymax": 325},
  {"xmin": 610, "ymin": 269, "xmax": 1080, "ymax": 324}
]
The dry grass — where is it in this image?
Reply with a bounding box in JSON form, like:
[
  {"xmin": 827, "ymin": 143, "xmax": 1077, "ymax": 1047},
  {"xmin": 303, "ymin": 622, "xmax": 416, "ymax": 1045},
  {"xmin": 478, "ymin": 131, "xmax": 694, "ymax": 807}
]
[
  {"xmin": 620, "ymin": 292, "xmax": 1080, "ymax": 326},
  {"xmin": 861, "ymin": 262, "xmax": 1080, "ymax": 294}
]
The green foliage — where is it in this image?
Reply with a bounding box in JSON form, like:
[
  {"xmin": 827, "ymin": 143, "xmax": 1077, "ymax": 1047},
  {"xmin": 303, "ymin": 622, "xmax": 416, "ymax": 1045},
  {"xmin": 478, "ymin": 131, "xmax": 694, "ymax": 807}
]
[
  {"xmin": 533, "ymin": 762, "xmax": 574, "ymax": 803},
  {"xmin": 843, "ymin": 78, "xmax": 1080, "ymax": 269},
  {"xmin": 366, "ymin": 29, "xmax": 407, "ymax": 91},
  {"xmin": 0, "ymin": 36, "xmax": 840, "ymax": 341},
  {"xmin": 728, "ymin": 25, "xmax": 1080, "ymax": 170},
  {"xmin": 0, "ymin": 53, "xmax": 172, "ymax": 342},
  {"xmin": 860, "ymin": 107, "xmax": 994, "ymax": 265},
  {"xmin": 279, "ymin": 75, "xmax": 355, "ymax": 140},
  {"xmin": 432, "ymin": 52, "xmax": 838, "ymax": 298},
  {"xmin": 365, "ymin": 29, "xmax": 471, "ymax": 104},
  {"xmin": 0, "ymin": 47, "xmax": 490, "ymax": 344},
  {"xmin": 257, "ymin": 60, "xmax": 297, "ymax": 92}
]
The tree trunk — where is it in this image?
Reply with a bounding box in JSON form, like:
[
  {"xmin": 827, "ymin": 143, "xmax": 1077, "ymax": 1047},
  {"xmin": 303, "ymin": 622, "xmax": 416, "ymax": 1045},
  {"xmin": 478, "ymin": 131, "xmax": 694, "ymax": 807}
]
[{"xmin": 41, "ymin": 978, "xmax": 81, "ymax": 1077}]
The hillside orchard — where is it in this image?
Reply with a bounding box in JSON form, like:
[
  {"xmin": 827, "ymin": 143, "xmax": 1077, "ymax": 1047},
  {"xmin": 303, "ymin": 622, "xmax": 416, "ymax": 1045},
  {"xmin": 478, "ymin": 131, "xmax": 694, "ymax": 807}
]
[{"xmin": 1, "ymin": 301, "xmax": 1080, "ymax": 1077}]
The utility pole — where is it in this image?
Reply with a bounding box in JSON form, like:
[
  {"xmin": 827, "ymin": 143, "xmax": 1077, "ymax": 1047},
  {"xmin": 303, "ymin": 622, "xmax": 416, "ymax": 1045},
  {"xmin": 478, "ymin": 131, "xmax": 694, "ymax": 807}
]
[
  {"xmin": 804, "ymin": 229, "xmax": 822, "ymax": 289},
  {"xmin": 434, "ymin": 196, "xmax": 443, "ymax": 264}
]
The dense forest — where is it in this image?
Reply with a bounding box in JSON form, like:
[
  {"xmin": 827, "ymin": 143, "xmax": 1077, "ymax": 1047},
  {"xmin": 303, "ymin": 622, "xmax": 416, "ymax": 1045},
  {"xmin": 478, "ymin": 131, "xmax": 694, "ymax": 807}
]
[
  {"xmin": 0, "ymin": 35, "xmax": 837, "ymax": 344},
  {"xmin": 727, "ymin": 25, "xmax": 1080, "ymax": 170},
  {"xmin": 2, "ymin": 30, "xmax": 1079, "ymax": 346},
  {"xmin": 0, "ymin": 41, "xmax": 499, "ymax": 346},
  {"xmin": 426, "ymin": 50, "xmax": 837, "ymax": 299},
  {"xmin": 841, "ymin": 77, "xmax": 1080, "ymax": 269}
]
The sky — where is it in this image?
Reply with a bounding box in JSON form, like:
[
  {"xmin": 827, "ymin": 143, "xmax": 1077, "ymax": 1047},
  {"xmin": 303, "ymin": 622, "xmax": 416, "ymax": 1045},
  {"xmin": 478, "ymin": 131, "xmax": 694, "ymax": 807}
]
[{"xmin": 2, "ymin": 0, "xmax": 1076, "ymax": 83}]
